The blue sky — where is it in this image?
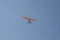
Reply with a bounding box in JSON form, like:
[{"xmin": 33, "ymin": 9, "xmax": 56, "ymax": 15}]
[{"xmin": 0, "ymin": 0, "xmax": 60, "ymax": 40}]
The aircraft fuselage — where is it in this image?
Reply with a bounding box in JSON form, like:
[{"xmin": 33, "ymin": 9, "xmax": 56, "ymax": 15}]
[{"xmin": 27, "ymin": 20, "xmax": 32, "ymax": 24}]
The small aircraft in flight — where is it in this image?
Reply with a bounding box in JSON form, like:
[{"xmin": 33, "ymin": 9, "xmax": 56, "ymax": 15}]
[{"xmin": 23, "ymin": 16, "xmax": 37, "ymax": 24}]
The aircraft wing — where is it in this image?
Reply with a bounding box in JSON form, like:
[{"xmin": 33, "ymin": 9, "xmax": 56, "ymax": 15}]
[
  {"xmin": 29, "ymin": 18, "xmax": 37, "ymax": 21},
  {"xmin": 23, "ymin": 16, "xmax": 37, "ymax": 21},
  {"xmin": 23, "ymin": 16, "xmax": 31, "ymax": 20}
]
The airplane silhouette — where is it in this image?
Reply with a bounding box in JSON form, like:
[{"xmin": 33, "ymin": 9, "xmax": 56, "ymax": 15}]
[{"xmin": 23, "ymin": 16, "xmax": 37, "ymax": 24}]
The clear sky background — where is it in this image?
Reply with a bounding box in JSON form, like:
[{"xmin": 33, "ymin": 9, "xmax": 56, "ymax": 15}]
[{"xmin": 0, "ymin": 0, "xmax": 60, "ymax": 40}]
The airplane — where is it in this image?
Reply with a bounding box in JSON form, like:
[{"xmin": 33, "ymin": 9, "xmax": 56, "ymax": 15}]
[{"xmin": 23, "ymin": 16, "xmax": 37, "ymax": 24}]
